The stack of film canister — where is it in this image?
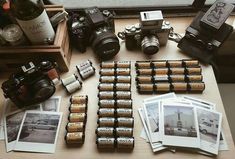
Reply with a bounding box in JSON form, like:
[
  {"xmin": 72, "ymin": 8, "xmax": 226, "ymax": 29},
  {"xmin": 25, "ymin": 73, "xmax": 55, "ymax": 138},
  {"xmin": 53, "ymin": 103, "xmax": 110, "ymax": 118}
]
[
  {"xmin": 96, "ymin": 61, "xmax": 134, "ymax": 150},
  {"xmin": 135, "ymin": 59, "xmax": 205, "ymax": 94},
  {"xmin": 65, "ymin": 95, "xmax": 88, "ymax": 145}
]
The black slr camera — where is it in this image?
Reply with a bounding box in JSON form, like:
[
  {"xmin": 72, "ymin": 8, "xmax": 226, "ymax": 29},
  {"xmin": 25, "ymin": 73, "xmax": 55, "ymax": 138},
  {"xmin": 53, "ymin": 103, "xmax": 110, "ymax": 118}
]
[
  {"xmin": 118, "ymin": 10, "xmax": 171, "ymax": 55},
  {"xmin": 1, "ymin": 61, "xmax": 58, "ymax": 107},
  {"xmin": 69, "ymin": 7, "xmax": 120, "ymax": 60},
  {"xmin": 178, "ymin": 1, "xmax": 234, "ymax": 63}
]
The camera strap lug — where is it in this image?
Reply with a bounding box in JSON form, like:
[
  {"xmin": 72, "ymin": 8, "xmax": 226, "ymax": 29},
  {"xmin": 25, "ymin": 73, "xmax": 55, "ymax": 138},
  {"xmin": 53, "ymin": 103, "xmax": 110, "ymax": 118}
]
[{"xmin": 168, "ymin": 27, "xmax": 182, "ymax": 43}]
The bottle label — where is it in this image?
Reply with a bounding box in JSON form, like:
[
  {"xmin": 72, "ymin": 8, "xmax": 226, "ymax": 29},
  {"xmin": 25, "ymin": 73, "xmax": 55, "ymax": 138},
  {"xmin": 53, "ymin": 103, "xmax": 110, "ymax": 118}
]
[{"xmin": 16, "ymin": 10, "xmax": 55, "ymax": 44}]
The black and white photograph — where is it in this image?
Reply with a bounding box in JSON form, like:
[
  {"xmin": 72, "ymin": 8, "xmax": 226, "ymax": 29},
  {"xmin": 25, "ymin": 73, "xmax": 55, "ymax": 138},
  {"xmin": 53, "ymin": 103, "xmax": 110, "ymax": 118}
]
[
  {"xmin": 14, "ymin": 111, "xmax": 62, "ymax": 153},
  {"xmin": 41, "ymin": 97, "xmax": 61, "ymax": 112},
  {"xmin": 196, "ymin": 107, "xmax": 222, "ymax": 155},
  {"xmin": 161, "ymin": 104, "xmax": 200, "ymax": 148},
  {"xmin": 182, "ymin": 96, "xmax": 215, "ymax": 110},
  {"xmin": 138, "ymin": 108, "xmax": 166, "ymax": 152},
  {"xmin": 4, "ymin": 111, "xmax": 25, "ymax": 152},
  {"xmin": 144, "ymin": 101, "xmax": 161, "ymax": 143}
]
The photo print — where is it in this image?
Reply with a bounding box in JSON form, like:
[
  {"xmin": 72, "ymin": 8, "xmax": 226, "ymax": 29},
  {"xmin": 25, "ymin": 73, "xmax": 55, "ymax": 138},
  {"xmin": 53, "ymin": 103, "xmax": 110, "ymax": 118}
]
[
  {"xmin": 196, "ymin": 107, "xmax": 222, "ymax": 155},
  {"xmin": 161, "ymin": 104, "xmax": 200, "ymax": 148},
  {"xmin": 14, "ymin": 111, "xmax": 62, "ymax": 153},
  {"xmin": 41, "ymin": 97, "xmax": 61, "ymax": 112}
]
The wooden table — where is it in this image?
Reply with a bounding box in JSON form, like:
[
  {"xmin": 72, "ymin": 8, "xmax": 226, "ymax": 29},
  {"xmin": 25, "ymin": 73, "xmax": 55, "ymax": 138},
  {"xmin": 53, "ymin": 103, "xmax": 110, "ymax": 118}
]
[{"xmin": 0, "ymin": 17, "xmax": 234, "ymax": 159}]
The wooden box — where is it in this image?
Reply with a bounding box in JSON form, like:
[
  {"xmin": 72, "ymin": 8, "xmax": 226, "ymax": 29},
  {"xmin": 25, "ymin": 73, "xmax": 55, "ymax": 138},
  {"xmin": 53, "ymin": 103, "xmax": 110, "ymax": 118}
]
[{"xmin": 0, "ymin": 5, "xmax": 71, "ymax": 72}]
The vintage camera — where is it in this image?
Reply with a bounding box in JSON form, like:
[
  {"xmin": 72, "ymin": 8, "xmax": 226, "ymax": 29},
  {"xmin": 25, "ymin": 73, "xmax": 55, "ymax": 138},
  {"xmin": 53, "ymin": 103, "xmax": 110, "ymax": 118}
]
[
  {"xmin": 1, "ymin": 61, "xmax": 59, "ymax": 107},
  {"xmin": 178, "ymin": 0, "xmax": 234, "ymax": 63},
  {"xmin": 69, "ymin": 7, "xmax": 120, "ymax": 60},
  {"xmin": 118, "ymin": 10, "xmax": 171, "ymax": 55}
]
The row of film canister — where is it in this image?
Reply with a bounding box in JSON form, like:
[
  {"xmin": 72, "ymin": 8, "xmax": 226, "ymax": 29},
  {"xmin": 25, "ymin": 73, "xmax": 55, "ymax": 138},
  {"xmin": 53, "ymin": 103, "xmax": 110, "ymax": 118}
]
[
  {"xmin": 96, "ymin": 61, "xmax": 134, "ymax": 150},
  {"xmin": 65, "ymin": 95, "xmax": 88, "ymax": 145},
  {"xmin": 135, "ymin": 59, "xmax": 205, "ymax": 94}
]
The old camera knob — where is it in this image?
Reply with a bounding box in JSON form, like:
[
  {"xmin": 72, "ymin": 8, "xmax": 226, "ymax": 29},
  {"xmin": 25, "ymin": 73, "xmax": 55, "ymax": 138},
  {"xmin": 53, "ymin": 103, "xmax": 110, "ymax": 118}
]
[
  {"xmin": 103, "ymin": 10, "xmax": 111, "ymax": 17},
  {"xmin": 130, "ymin": 27, "xmax": 136, "ymax": 33},
  {"xmin": 40, "ymin": 61, "xmax": 52, "ymax": 70},
  {"xmin": 125, "ymin": 25, "xmax": 133, "ymax": 31},
  {"xmin": 79, "ymin": 17, "xmax": 85, "ymax": 22},
  {"xmin": 206, "ymin": 43, "xmax": 213, "ymax": 50},
  {"xmin": 134, "ymin": 23, "xmax": 141, "ymax": 30}
]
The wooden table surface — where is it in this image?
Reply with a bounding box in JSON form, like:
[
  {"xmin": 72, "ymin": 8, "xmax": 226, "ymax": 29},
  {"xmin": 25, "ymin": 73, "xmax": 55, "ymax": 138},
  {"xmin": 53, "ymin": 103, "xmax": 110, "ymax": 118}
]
[{"xmin": 0, "ymin": 17, "xmax": 234, "ymax": 159}]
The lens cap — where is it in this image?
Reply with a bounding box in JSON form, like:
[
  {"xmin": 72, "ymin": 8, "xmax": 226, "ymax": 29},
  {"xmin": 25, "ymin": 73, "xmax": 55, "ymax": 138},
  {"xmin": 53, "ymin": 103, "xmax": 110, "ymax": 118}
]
[{"xmin": 143, "ymin": 45, "xmax": 159, "ymax": 55}]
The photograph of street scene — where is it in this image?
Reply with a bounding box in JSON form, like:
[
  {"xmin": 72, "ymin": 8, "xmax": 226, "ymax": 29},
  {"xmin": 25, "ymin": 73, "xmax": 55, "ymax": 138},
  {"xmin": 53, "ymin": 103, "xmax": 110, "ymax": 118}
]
[
  {"xmin": 164, "ymin": 105, "xmax": 197, "ymax": 137},
  {"xmin": 41, "ymin": 98, "xmax": 59, "ymax": 112},
  {"xmin": 6, "ymin": 111, "xmax": 25, "ymax": 143},
  {"xmin": 197, "ymin": 109, "xmax": 220, "ymax": 144},
  {"xmin": 18, "ymin": 113, "xmax": 60, "ymax": 144},
  {"xmin": 145, "ymin": 102, "xmax": 159, "ymax": 133}
]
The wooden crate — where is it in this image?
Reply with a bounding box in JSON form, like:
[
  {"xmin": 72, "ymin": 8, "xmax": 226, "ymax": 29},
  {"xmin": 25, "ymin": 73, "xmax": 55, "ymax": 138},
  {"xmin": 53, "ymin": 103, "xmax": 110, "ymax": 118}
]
[{"xmin": 0, "ymin": 5, "xmax": 71, "ymax": 72}]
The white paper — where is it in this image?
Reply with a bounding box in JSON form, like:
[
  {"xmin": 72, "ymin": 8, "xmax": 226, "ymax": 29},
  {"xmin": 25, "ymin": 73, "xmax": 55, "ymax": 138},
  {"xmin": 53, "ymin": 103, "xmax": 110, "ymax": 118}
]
[
  {"xmin": 143, "ymin": 92, "xmax": 176, "ymax": 103},
  {"xmin": 196, "ymin": 107, "xmax": 222, "ymax": 155},
  {"xmin": 14, "ymin": 111, "xmax": 63, "ymax": 153},
  {"xmin": 182, "ymin": 96, "xmax": 216, "ymax": 110}
]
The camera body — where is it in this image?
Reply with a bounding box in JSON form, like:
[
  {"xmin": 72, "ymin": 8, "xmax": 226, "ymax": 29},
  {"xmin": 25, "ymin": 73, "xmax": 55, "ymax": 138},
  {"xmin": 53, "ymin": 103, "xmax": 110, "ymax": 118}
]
[
  {"xmin": 178, "ymin": 1, "xmax": 234, "ymax": 63},
  {"xmin": 1, "ymin": 61, "xmax": 58, "ymax": 107},
  {"xmin": 118, "ymin": 10, "xmax": 171, "ymax": 55},
  {"xmin": 69, "ymin": 7, "xmax": 120, "ymax": 60}
]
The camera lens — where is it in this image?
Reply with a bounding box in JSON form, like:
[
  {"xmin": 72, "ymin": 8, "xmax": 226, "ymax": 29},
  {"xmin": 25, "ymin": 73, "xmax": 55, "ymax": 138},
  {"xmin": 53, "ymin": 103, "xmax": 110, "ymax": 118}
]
[
  {"xmin": 91, "ymin": 28, "xmax": 120, "ymax": 60},
  {"xmin": 33, "ymin": 79, "xmax": 55, "ymax": 101},
  {"xmin": 141, "ymin": 35, "xmax": 160, "ymax": 55}
]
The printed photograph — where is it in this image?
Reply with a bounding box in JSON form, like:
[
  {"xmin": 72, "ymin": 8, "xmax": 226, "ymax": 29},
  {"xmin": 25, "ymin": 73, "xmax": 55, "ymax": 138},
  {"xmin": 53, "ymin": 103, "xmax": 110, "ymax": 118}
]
[
  {"xmin": 145, "ymin": 102, "xmax": 159, "ymax": 133},
  {"xmin": 6, "ymin": 111, "xmax": 25, "ymax": 143},
  {"xmin": 41, "ymin": 98, "xmax": 59, "ymax": 112},
  {"xmin": 18, "ymin": 113, "xmax": 60, "ymax": 144},
  {"xmin": 164, "ymin": 105, "xmax": 197, "ymax": 137},
  {"xmin": 197, "ymin": 109, "xmax": 220, "ymax": 144}
]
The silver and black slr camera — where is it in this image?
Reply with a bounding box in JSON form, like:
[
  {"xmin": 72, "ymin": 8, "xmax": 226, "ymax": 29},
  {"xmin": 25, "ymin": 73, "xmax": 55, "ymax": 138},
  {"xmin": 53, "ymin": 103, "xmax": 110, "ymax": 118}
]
[
  {"xmin": 118, "ymin": 10, "xmax": 171, "ymax": 55},
  {"xmin": 1, "ymin": 61, "xmax": 58, "ymax": 107},
  {"xmin": 69, "ymin": 7, "xmax": 120, "ymax": 60},
  {"xmin": 178, "ymin": 0, "xmax": 234, "ymax": 63}
]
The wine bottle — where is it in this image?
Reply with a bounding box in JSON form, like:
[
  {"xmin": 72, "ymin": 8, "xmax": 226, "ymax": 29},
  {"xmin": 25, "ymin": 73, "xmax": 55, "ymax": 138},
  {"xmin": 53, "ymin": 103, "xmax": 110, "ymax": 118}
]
[{"xmin": 10, "ymin": 0, "xmax": 55, "ymax": 44}]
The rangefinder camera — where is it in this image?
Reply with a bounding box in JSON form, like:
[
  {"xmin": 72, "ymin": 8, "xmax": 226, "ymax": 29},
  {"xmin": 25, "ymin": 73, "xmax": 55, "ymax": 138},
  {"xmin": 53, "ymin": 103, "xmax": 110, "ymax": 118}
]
[{"xmin": 118, "ymin": 10, "xmax": 171, "ymax": 55}]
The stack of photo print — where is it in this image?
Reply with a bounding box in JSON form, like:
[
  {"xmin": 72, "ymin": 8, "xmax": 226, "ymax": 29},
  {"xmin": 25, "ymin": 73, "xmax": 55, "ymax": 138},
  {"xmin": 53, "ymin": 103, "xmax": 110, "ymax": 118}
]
[
  {"xmin": 138, "ymin": 93, "xmax": 228, "ymax": 156},
  {"xmin": 0, "ymin": 97, "xmax": 63, "ymax": 153}
]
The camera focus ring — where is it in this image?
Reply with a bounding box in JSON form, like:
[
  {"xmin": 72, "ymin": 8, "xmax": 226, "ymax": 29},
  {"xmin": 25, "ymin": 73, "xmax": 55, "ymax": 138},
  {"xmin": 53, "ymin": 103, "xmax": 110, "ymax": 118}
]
[{"xmin": 141, "ymin": 35, "xmax": 160, "ymax": 55}]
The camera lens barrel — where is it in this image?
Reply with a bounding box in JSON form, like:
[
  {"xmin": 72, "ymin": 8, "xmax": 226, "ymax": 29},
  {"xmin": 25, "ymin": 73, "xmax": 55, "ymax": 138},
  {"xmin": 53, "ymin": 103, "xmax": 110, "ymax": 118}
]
[{"xmin": 141, "ymin": 35, "xmax": 160, "ymax": 55}]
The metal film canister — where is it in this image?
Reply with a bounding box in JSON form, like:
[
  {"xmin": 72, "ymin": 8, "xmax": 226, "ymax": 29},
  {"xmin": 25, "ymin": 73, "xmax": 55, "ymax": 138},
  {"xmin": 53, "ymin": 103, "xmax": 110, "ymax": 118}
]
[
  {"xmin": 116, "ymin": 68, "xmax": 130, "ymax": 76},
  {"xmin": 98, "ymin": 91, "xmax": 115, "ymax": 99},
  {"xmin": 117, "ymin": 117, "xmax": 134, "ymax": 127},
  {"xmin": 97, "ymin": 108, "xmax": 115, "ymax": 117},
  {"xmin": 76, "ymin": 60, "xmax": 92, "ymax": 72},
  {"xmin": 135, "ymin": 61, "xmax": 152, "ymax": 69},
  {"xmin": 99, "ymin": 69, "xmax": 115, "ymax": 76},
  {"xmin": 70, "ymin": 95, "xmax": 88, "ymax": 104},
  {"xmin": 116, "ymin": 91, "xmax": 131, "ymax": 99},
  {"xmin": 168, "ymin": 60, "xmax": 183, "ymax": 67},
  {"xmin": 116, "ymin": 108, "xmax": 133, "ymax": 117},
  {"xmin": 79, "ymin": 66, "xmax": 95, "ymax": 80},
  {"xmin": 188, "ymin": 82, "xmax": 205, "ymax": 92},
  {"xmin": 69, "ymin": 104, "xmax": 87, "ymax": 113},
  {"xmin": 116, "ymin": 61, "xmax": 131, "ymax": 68},
  {"xmin": 98, "ymin": 83, "xmax": 115, "ymax": 91},
  {"xmin": 152, "ymin": 61, "xmax": 167, "ymax": 68},
  {"xmin": 61, "ymin": 74, "xmax": 78, "ymax": 86},
  {"xmin": 116, "ymin": 76, "xmax": 131, "ymax": 83},
  {"xmin": 96, "ymin": 127, "xmax": 115, "ymax": 137},
  {"xmin": 116, "ymin": 127, "xmax": 133, "ymax": 137},
  {"xmin": 171, "ymin": 83, "xmax": 187, "ymax": 92},
  {"xmin": 116, "ymin": 100, "xmax": 132, "ymax": 109},
  {"xmin": 65, "ymin": 132, "xmax": 85, "ymax": 144},
  {"xmin": 137, "ymin": 84, "xmax": 154, "ymax": 93},
  {"xmin": 183, "ymin": 59, "xmax": 199, "ymax": 67},
  {"xmin": 68, "ymin": 113, "xmax": 87, "ymax": 123},
  {"xmin": 65, "ymin": 80, "xmax": 82, "ymax": 94},
  {"xmin": 96, "ymin": 137, "xmax": 116, "ymax": 149},
  {"xmin": 115, "ymin": 83, "xmax": 131, "ymax": 91},
  {"xmin": 98, "ymin": 100, "xmax": 115, "ymax": 108},
  {"xmin": 99, "ymin": 76, "xmax": 115, "ymax": 83},
  {"xmin": 116, "ymin": 137, "xmax": 134, "ymax": 149},
  {"xmin": 97, "ymin": 117, "xmax": 116, "ymax": 127},
  {"xmin": 100, "ymin": 62, "xmax": 115, "ymax": 69},
  {"xmin": 66, "ymin": 122, "xmax": 85, "ymax": 132}
]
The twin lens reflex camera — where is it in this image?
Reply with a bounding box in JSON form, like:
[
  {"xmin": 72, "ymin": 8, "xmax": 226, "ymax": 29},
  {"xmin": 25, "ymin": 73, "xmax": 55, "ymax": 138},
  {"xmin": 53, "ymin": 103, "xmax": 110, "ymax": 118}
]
[
  {"xmin": 69, "ymin": 7, "xmax": 120, "ymax": 60},
  {"xmin": 118, "ymin": 10, "xmax": 171, "ymax": 55}
]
